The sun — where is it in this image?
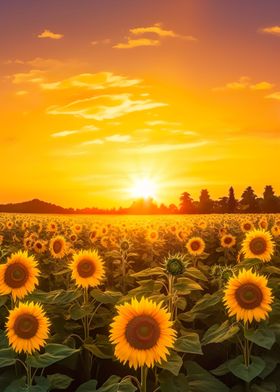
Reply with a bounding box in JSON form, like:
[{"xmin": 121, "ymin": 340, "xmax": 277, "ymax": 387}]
[{"xmin": 131, "ymin": 178, "xmax": 157, "ymax": 199}]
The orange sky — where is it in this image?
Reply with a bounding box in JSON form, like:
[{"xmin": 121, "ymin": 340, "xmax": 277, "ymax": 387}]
[{"xmin": 0, "ymin": 0, "xmax": 280, "ymax": 208}]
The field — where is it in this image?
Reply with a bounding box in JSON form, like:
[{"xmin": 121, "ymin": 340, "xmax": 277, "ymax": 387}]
[{"xmin": 0, "ymin": 213, "xmax": 280, "ymax": 392}]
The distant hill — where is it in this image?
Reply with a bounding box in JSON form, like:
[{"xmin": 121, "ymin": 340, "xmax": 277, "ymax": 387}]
[{"xmin": 0, "ymin": 199, "xmax": 74, "ymax": 214}]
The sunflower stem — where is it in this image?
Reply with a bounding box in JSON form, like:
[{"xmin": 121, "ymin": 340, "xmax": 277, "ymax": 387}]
[
  {"xmin": 168, "ymin": 275, "xmax": 175, "ymax": 320},
  {"xmin": 140, "ymin": 365, "xmax": 148, "ymax": 392},
  {"xmin": 83, "ymin": 287, "xmax": 90, "ymax": 340},
  {"xmin": 26, "ymin": 356, "xmax": 32, "ymax": 387}
]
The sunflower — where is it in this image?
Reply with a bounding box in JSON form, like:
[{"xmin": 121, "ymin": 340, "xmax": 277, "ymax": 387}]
[
  {"xmin": 110, "ymin": 297, "xmax": 176, "ymax": 369},
  {"xmin": 33, "ymin": 240, "xmax": 47, "ymax": 254},
  {"xmin": 69, "ymin": 233, "xmax": 78, "ymax": 243},
  {"xmin": 241, "ymin": 229, "xmax": 274, "ymax": 262},
  {"xmin": 6, "ymin": 302, "xmax": 50, "ymax": 354},
  {"xmin": 258, "ymin": 218, "xmax": 268, "ymax": 230},
  {"xmin": 0, "ymin": 235, "xmax": 3, "ymax": 245},
  {"xmin": 220, "ymin": 234, "xmax": 236, "ymax": 249},
  {"xmin": 146, "ymin": 229, "xmax": 159, "ymax": 243},
  {"xmin": 72, "ymin": 224, "xmax": 82, "ymax": 234},
  {"xmin": 271, "ymin": 225, "xmax": 279, "ymax": 238},
  {"xmin": 6, "ymin": 220, "xmax": 13, "ymax": 230},
  {"xmin": 0, "ymin": 251, "xmax": 39, "ymax": 300},
  {"xmin": 47, "ymin": 222, "xmax": 57, "ymax": 233},
  {"xmin": 186, "ymin": 237, "xmax": 205, "ymax": 256},
  {"xmin": 69, "ymin": 249, "xmax": 105, "ymax": 288},
  {"xmin": 49, "ymin": 235, "xmax": 67, "ymax": 259},
  {"xmin": 223, "ymin": 269, "xmax": 273, "ymax": 323},
  {"xmin": 89, "ymin": 230, "xmax": 98, "ymax": 243},
  {"xmin": 241, "ymin": 221, "xmax": 253, "ymax": 233}
]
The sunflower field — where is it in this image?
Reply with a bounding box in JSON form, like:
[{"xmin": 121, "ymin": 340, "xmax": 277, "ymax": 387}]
[{"xmin": 0, "ymin": 213, "xmax": 280, "ymax": 392}]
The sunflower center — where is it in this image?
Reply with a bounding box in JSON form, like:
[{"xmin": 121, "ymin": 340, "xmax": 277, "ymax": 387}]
[
  {"xmin": 190, "ymin": 241, "xmax": 200, "ymax": 251},
  {"xmin": 77, "ymin": 258, "xmax": 95, "ymax": 278},
  {"xmin": 53, "ymin": 240, "xmax": 63, "ymax": 254},
  {"xmin": 125, "ymin": 315, "xmax": 160, "ymax": 350},
  {"xmin": 36, "ymin": 243, "xmax": 42, "ymax": 249},
  {"xmin": 244, "ymin": 223, "xmax": 251, "ymax": 231},
  {"xmin": 224, "ymin": 236, "xmax": 233, "ymax": 245},
  {"xmin": 14, "ymin": 313, "xmax": 39, "ymax": 339},
  {"xmin": 249, "ymin": 237, "xmax": 267, "ymax": 255},
  {"xmin": 236, "ymin": 283, "xmax": 263, "ymax": 309},
  {"xmin": 4, "ymin": 263, "xmax": 29, "ymax": 288}
]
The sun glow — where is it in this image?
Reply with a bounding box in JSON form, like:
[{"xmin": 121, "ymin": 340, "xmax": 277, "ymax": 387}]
[{"xmin": 130, "ymin": 178, "xmax": 157, "ymax": 200}]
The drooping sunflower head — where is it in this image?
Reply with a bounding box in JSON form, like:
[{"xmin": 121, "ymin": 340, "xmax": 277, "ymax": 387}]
[
  {"xmin": 223, "ymin": 269, "xmax": 273, "ymax": 323},
  {"xmin": 241, "ymin": 229, "xmax": 275, "ymax": 262},
  {"xmin": 0, "ymin": 251, "xmax": 40, "ymax": 300},
  {"xmin": 120, "ymin": 239, "xmax": 130, "ymax": 252},
  {"xmin": 110, "ymin": 297, "xmax": 176, "ymax": 369},
  {"xmin": 220, "ymin": 234, "xmax": 236, "ymax": 249},
  {"xmin": 49, "ymin": 235, "xmax": 67, "ymax": 259},
  {"xmin": 186, "ymin": 237, "xmax": 205, "ymax": 256},
  {"xmin": 6, "ymin": 302, "xmax": 50, "ymax": 354},
  {"xmin": 164, "ymin": 254, "xmax": 186, "ymax": 276},
  {"xmin": 69, "ymin": 249, "xmax": 105, "ymax": 288}
]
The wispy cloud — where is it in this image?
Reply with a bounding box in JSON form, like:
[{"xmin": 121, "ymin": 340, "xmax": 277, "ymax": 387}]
[
  {"xmin": 51, "ymin": 125, "xmax": 99, "ymax": 138},
  {"xmin": 265, "ymin": 91, "xmax": 280, "ymax": 100},
  {"xmin": 37, "ymin": 29, "xmax": 64, "ymax": 40},
  {"xmin": 122, "ymin": 141, "xmax": 209, "ymax": 154},
  {"xmin": 214, "ymin": 76, "xmax": 274, "ymax": 91},
  {"xmin": 114, "ymin": 23, "xmax": 196, "ymax": 49},
  {"xmin": 81, "ymin": 134, "xmax": 131, "ymax": 146},
  {"xmin": 130, "ymin": 23, "xmax": 197, "ymax": 41},
  {"xmin": 41, "ymin": 72, "xmax": 141, "ymax": 90},
  {"xmin": 47, "ymin": 93, "xmax": 167, "ymax": 121},
  {"xmin": 260, "ymin": 25, "xmax": 280, "ymax": 36},
  {"xmin": 114, "ymin": 38, "xmax": 160, "ymax": 49}
]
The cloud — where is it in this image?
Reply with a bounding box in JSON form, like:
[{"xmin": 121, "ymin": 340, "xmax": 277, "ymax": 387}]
[
  {"xmin": 265, "ymin": 92, "xmax": 280, "ymax": 100},
  {"xmin": 260, "ymin": 26, "xmax": 280, "ymax": 36},
  {"xmin": 51, "ymin": 130, "xmax": 79, "ymax": 138},
  {"xmin": 146, "ymin": 120, "xmax": 181, "ymax": 127},
  {"xmin": 250, "ymin": 81, "xmax": 274, "ymax": 90},
  {"xmin": 51, "ymin": 125, "xmax": 99, "ymax": 138},
  {"xmin": 122, "ymin": 141, "xmax": 208, "ymax": 154},
  {"xmin": 114, "ymin": 23, "xmax": 196, "ymax": 49},
  {"xmin": 47, "ymin": 93, "xmax": 167, "ymax": 121},
  {"xmin": 130, "ymin": 23, "xmax": 197, "ymax": 41},
  {"xmin": 114, "ymin": 38, "xmax": 161, "ymax": 49},
  {"xmin": 214, "ymin": 76, "xmax": 274, "ymax": 91},
  {"xmin": 105, "ymin": 134, "xmax": 131, "ymax": 142},
  {"xmin": 11, "ymin": 69, "xmax": 45, "ymax": 84},
  {"xmin": 37, "ymin": 29, "xmax": 64, "ymax": 40},
  {"xmin": 81, "ymin": 139, "xmax": 104, "ymax": 145},
  {"xmin": 91, "ymin": 38, "xmax": 111, "ymax": 46},
  {"xmin": 41, "ymin": 72, "xmax": 141, "ymax": 90}
]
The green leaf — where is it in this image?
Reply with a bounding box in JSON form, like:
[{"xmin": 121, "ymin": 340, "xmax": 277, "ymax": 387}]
[
  {"xmin": 83, "ymin": 343, "xmax": 112, "ymax": 359},
  {"xmin": 251, "ymin": 382, "xmax": 277, "ymax": 392},
  {"xmin": 75, "ymin": 380, "xmax": 98, "ymax": 392},
  {"xmin": 0, "ymin": 348, "xmax": 16, "ymax": 368},
  {"xmin": 245, "ymin": 327, "xmax": 276, "ymax": 350},
  {"xmin": 174, "ymin": 332, "xmax": 203, "ymax": 355},
  {"xmin": 185, "ymin": 267, "xmax": 208, "ymax": 282},
  {"xmin": 179, "ymin": 292, "xmax": 221, "ymax": 322},
  {"xmin": 157, "ymin": 350, "xmax": 183, "ymax": 376},
  {"xmin": 27, "ymin": 344, "xmax": 80, "ymax": 368},
  {"xmin": 185, "ymin": 361, "xmax": 229, "ymax": 392},
  {"xmin": 28, "ymin": 289, "xmax": 82, "ymax": 305},
  {"xmin": 228, "ymin": 355, "xmax": 265, "ymax": 382},
  {"xmin": 174, "ymin": 278, "xmax": 203, "ymax": 294},
  {"xmin": 130, "ymin": 267, "xmax": 164, "ymax": 278},
  {"xmin": 47, "ymin": 374, "xmax": 73, "ymax": 390},
  {"xmin": 159, "ymin": 371, "xmax": 189, "ymax": 392},
  {"xmin": 202, "ymin": 320, "xmax": 239, "ymax": 345},
  {"xmin": 90, "ymin": 289, "xmax": 123, "ymax": 304}
]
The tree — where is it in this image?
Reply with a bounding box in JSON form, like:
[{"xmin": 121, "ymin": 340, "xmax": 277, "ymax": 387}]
[
  {"xmin": 227, "ymin": 186, "xmax": 237, "ymax": 213},
  {"xmin": 262, "ymin": 185, "xmax": 279, "ymax": 212},
  {"xmin": 179, "ymin": 192, "xmax": 195, "ymax": 214},
  {"xmin": 198, "ymin": 189, "xmax": 213, "ymax": 214},
  {"xmin": 240, "ymin": 186, "xmax": 258, "ymax": 212}
]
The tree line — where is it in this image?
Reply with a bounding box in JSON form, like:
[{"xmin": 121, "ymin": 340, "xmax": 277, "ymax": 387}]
[{"xmin": 0, "ymin": 186, "xmax": 279, "ymax": 214}]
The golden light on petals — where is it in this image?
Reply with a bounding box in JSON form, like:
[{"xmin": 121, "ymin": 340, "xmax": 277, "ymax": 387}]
[
  {"xmin": 69, "ymin": 249, "xmax": 105, "ymax": 288},
  {"xmin": 109, "ymin": 297, "xmax": 176, "ymax": 369},
  {"xmin": 0, "ymin": 251, "xmax": 39, "ymax": 300},
  {"xmin": 6, "ymin": 302, "xmax": 50, "ymax": 354},
  {"xmin": 223, "ymin": 269, "xmax": 273, "ymax": 323},
  {"xmin": 241, "ymin": 229, "xmax": 275, "ymax": 262},
  {"xmin": 186, "ymin": 237, "xmax": 205, "ymax": 256}
]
